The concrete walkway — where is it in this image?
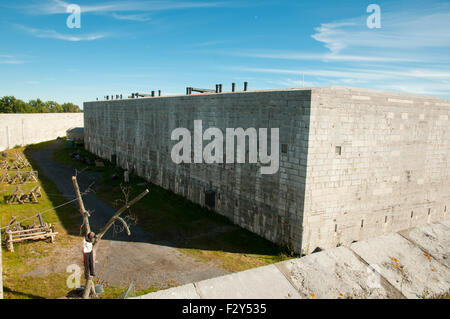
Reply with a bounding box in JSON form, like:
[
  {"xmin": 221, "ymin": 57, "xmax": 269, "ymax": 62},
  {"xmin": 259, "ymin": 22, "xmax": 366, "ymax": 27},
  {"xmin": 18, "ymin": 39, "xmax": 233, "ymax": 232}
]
[{"xmin": 134, "ymin": 219, "xmax": 450, "ymax": 299}]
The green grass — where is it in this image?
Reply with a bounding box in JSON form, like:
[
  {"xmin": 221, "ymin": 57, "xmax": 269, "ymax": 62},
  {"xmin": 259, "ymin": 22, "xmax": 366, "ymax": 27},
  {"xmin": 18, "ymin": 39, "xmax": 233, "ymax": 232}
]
[
  {"xmin": 422, "ymin": 290, "xmax": 450, "ymax": 299},
  {"xmin": 1, "ymin": 143, "xmax": 164, "ymax": 299},
  {"xmin": 52, "ymin": 139, "xmax": 298, "ymax": 273},
  {"xmin": 99, "ymin": 284, "xmax": 165, "ymax": 299},
  {"xmin": 0, "ymin": 143, "xmax": 171, "ymax": 299},
  {"xmin": 0, "ymin": 144, "xmax": 83, "ymax": 299}
]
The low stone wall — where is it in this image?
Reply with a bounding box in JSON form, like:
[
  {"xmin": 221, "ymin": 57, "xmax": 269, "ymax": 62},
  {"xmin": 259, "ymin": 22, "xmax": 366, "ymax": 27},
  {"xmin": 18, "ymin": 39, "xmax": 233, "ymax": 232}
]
[{"xmin": 0, "ymin": 113, "xmax": 84, "ymax": 151}]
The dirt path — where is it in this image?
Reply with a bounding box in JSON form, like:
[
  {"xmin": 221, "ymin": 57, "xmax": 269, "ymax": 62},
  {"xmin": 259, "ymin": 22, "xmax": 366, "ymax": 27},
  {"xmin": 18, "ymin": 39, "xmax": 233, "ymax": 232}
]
[{"xmin": 27, "ymin": 140, "xmax": 228, "ymax": 289}]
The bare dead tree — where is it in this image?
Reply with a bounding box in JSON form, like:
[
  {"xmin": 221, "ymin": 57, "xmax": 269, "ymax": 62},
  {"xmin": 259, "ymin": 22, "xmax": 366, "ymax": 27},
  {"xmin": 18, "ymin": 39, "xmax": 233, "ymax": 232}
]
[{"xmin": 71, "ymin": 176, "xmax": 149, "ymax": 299}]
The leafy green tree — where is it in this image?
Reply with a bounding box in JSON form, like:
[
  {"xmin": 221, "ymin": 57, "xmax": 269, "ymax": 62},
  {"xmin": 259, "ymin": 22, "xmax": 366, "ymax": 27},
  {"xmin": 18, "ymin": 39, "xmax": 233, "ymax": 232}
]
[
  {"xmin": 28, "ymin": 99, "xmax": 49, "ymax": 113},
  {"xmin": 0, "ymin": 96, "xmax": 81, "ymax": 113},
  {"xmin": 0, "ymin": 96, "xmax": 15, "ymax": 113},
  {"xmin": 0, "ymin": 96, "xmax": 35, "ymax": 113},
  {"xmin": 61, "ymin": 102, "xmax": 82, "ymax": 113},
  {"xmin": 45, "ymin": 101, "xmax": 63, "ymax": 113},
  {"xmin": 14, "ymin": 99, "xmax": 35, "ymax": 113}
]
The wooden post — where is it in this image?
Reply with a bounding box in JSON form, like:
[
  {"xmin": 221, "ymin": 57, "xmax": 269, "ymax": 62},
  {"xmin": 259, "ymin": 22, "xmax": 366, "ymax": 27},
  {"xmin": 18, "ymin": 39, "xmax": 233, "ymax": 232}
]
[
  {"xmin": 72, "ymin": 176, "xmax": 91, "ymax": 234},
  {"xmin": 7, "ymin": 231, "xmax": 13, "ymax": 252},
  {"xmin": 81, "ymin": 189, "xmax": 149, "ymax": 299},
  {"xmin": 83, "ymin": 276, "xmax": 96, "ymax": 299},
  {"xmin": 73, "ymin": 174, "xmax": 149, "ymax": 299},
  {"xmin": 1, "ymin": 223, "xmax": 3, "ymax": 299}
]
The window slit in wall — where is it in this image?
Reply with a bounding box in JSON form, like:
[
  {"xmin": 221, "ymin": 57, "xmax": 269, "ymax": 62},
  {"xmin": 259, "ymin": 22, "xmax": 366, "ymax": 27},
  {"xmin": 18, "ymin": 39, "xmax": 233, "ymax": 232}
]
[
  {"xmin": 334, "ymin": 224, "xmax": 337, "ymax": 232},
  {"xmin": 411, "ymin": 211, "xmax": 414, "ymax": 218},
  {"xmin": 428, "ymin": 208, "xmax": 431, "ymax": 215},
  {"xmin": 335, "ymin": 146, "xmax": 342, "ymax": 156},
  {"xmin": 281, "ymin": 144, "xmax": 288, "ymax": 154},
  {"xmin": 361, "ymin": 220, "xmax": 364, "ymax": 228},
  {"xmin": 384, "ymin": 216, "xmax": 388, "ymax": 223}
]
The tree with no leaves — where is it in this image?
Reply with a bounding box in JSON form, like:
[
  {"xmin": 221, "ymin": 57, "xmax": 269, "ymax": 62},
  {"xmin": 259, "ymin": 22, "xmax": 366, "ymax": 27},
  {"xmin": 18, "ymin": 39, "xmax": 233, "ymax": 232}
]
[{"xmin": 72, "ymin": 176, "xmax": 148, "ymax": 299}]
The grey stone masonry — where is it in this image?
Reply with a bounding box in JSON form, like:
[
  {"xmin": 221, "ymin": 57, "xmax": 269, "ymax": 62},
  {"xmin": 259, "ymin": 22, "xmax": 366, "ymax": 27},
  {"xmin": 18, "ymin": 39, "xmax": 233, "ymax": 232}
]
[
  {"xmin": 0, "ymin": 113, "xmax": 84, "ymax": 151},
  {"xmin": 83, "ymin": 86, "xmax": 449, "ymax": 254},
  {"xmin": 303, "ymin": 87, "xmax": 449, "ymax": 253}
]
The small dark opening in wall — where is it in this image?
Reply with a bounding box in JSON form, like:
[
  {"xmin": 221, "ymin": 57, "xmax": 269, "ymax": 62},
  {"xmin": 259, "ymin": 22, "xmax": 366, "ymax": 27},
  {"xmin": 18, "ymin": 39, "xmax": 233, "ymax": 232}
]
[
  {"xmin": 428, "ymin": 208, "xmax": 431, "ymax": 215},
  {"xmin": 445, "ymin": 206, "xmax": 447, "ymax": 212},
  {"xmin": 334, "ymin": 224, "xmax": 338, "ymax": 232},
  {"xmin": 411, "ymin": 211, "xmax": 414, "ymax": 218},
  {"xmin": 312, "ymin": 247, "xmax": 323, "ymax": 254},
  {"xmin": 111, "ymin": 154, "xmax": 117, "ymax": 166},
  {"xmin": 361, "ymin": 219, "xmax": 364, "ymax": 228},
  {"xmin": 205, "ymin": 190, "xmax": 216, "ymax": 208},
  {"xmin": 385, "ymin": 216, "xmax": 388, "ymax": 223},
  {"xmin": 335, "ymin": 146, "xmax": 342, "ymax": 155},
  {"xmin": 281, "ymin": 144, "xmax": 288, "ymax": 154}
]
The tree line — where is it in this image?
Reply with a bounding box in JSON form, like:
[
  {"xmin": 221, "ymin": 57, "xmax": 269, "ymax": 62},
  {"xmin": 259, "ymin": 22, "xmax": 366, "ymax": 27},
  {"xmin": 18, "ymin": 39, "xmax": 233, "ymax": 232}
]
[{"xmin": 0, "ymin": 96, "xmax": 82, "ymax": 113}]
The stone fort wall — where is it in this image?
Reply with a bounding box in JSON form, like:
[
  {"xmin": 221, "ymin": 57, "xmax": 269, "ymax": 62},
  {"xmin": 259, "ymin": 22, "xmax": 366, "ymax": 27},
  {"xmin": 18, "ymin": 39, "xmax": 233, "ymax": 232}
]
[
  {"xmin": 84, "ymin": 87, "xmax": 449, "ymax": 254},
  {"xmin": 302, "ymin": 87, "xmax": 449, "ymax": 253},
  {"xmin": 0, "ymin": 113, "xmax": 84, "ymax": 151}
]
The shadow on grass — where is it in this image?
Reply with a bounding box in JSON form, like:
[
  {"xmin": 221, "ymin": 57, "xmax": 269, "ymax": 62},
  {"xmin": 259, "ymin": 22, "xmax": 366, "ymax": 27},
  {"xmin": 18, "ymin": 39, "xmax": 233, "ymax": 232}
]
[
  {"xmin": 21, "ymin": 141, "xmax": 80, "ymax": 235},
  {"xmin": 3, "ymin": 286, "xmax": 46, "ymax": 299},
  {"xmin": 25, "ymin": 140, "xmax": 298, "ymax": 263}
]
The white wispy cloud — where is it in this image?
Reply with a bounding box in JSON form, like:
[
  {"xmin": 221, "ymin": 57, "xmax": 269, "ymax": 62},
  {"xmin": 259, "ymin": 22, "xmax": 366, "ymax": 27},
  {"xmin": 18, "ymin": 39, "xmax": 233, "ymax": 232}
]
[
  {"xmin": 16, "ymin": 24, "xmax": 108, "ymax": 41},
  {"xmin": 26, "ymin": 81, "xmax": 41, "ymax": 85},
  {"xmin": 111, "ymin": 13, "xmax": 151, "ymax": 22},
  {"xmin": 221, "ymin": 5, "xmax": 450, "ymax": 64},
  {"xmin": 220, "ymin": 51, "xmax": 419, "ymax": 63},
  {"xmin": 21, "ymin": 0, "xmax": 227, "ymax": 15},
  {"xmin": 0, "ymin": 59, "xmax": 25, "ymax": 64},
  {"xmin": 214, "ymin": 4, "xmax": 450, "ymax": 99},
  {"xmin": 229, "ymin": 66, "xmax": 450, "ymax": 81},
  {"xmin": 0, "ymin": 54, "xmax": 25, "ymax": 64},
  {"xmin": 311, "ymin": 5, "xmax": 450, "ymax": 55},
  {"xmin": 226, "ymin": 66, "xmax": 450, "ymax": 97}
]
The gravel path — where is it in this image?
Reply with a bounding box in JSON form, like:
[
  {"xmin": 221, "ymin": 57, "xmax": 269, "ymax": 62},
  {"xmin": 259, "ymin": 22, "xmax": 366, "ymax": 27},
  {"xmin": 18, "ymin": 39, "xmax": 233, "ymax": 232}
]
[{"xmin": 27, "ymin": 140, "xmax": 228, "ymax": 288}]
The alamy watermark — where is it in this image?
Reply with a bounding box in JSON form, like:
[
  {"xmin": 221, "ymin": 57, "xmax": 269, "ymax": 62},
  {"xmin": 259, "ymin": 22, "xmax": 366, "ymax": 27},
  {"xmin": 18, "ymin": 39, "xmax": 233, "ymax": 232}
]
[
  {"xmin": 367, "ymin": 4, "xmax": 381, "ymax": 29},
  {"xmin": 66, "ymin": 4, "xmax": 81, "ymax": 29},
  {"xmin": 171, "ymin": 120, "xmax": 279, "ymax": 175},
  {"xmin": 66, "ymin": 264, "xmax": 81, "ymax": 288}
]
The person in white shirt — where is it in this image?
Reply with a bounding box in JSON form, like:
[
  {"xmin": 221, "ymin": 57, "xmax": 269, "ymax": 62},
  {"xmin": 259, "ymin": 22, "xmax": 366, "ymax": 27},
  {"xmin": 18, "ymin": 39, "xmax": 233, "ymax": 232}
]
[
  {"xmin": 124, "ymin": 169, "xmax": 129, "ymax": 183},
  {"xmin": 83, "ymin": 232, "xmax": 96, "ymax": 279}
]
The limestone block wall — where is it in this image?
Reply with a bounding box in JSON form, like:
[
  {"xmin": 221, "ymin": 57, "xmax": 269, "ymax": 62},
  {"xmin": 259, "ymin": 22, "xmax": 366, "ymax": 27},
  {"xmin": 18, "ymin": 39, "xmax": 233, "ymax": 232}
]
[
  {"xmin": 302, "ymin": 87, "xmax": 450, "ymax": 253},
  {"xmin": 84, "ymin": 87, "xmax": 450, "ymax": 254},
  {"xmin": 0, "ymin": 113, "xmax": 84, "ymax": 151},
  {"xmin": 84, "ymin": 89, "xmax": 312, "ymax": 252}
]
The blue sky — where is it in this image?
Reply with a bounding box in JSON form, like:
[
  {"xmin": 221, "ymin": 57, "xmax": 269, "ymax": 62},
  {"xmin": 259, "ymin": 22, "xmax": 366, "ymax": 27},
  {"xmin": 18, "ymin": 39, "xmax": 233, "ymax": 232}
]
[{"xmin": 0, "ymin": 0, "xmax": 449, "ymax": 108}]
